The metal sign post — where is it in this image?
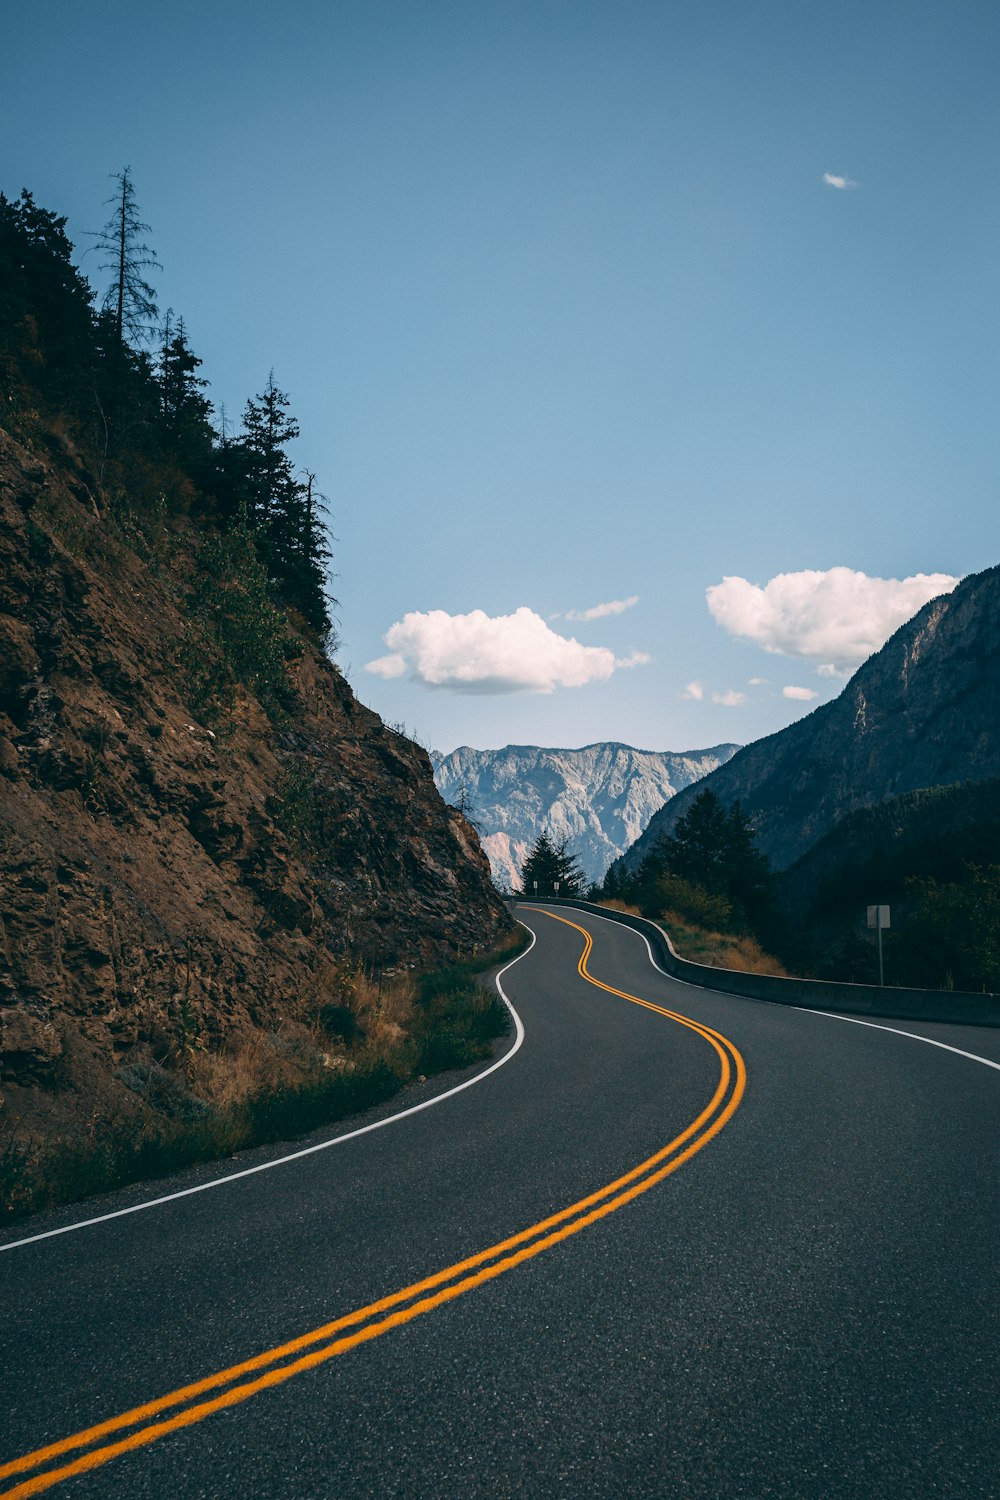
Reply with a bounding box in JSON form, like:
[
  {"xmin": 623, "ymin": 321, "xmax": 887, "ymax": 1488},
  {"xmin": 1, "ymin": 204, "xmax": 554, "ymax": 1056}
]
[{"xmin": 867, "ymin": 904, "xmax": 890, "ymax": 986}]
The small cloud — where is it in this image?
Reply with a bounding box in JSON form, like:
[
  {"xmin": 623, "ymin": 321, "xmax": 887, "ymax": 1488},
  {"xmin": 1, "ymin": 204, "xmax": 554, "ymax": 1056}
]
[
  {"xmin": 707, "ymin": 567, "xmax": 959, "ymax": 671},
  {"xmin": 816, "ymin": 663, "xmax": 848, "ymax": 678},
  {"xmin": 367, "ymin": 652, "xmax": 406, "ymax": 679},
  {"xmin": 682, "ymin": 681, "xmax": 704, "ymax": 701},
  {"xmin": 823, "ymin": 172, "xmax": 859, "ymax": 190},
  {"xmin": 364, "ymin": 606, "xmax": 649, "ymax": 695},
  {"xmin": 748, "ymin": 677, "xmax": 768, "ymax": 687},
  {"xmin": 712, "ymin": 689, "xmax": 746, "ymax": 707},
  {"xmin": 566, "ymin": 595, "xmax": 640, "ymax": 622},
  {"xmin": 783, "ymin": 685, "xmax": 819, "ymax": 701}
]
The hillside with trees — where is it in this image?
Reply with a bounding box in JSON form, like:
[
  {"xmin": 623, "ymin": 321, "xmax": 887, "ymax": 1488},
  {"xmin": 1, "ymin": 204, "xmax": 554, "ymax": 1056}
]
[{"xmin": 0, "ymin": 176, "xmax": 511, "ymax": 1214}]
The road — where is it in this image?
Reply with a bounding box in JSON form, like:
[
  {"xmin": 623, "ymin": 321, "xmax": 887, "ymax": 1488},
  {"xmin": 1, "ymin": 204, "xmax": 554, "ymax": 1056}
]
[{"xmin": 2, "ymin": 902, "xmax": 999, "ymax": 1498}]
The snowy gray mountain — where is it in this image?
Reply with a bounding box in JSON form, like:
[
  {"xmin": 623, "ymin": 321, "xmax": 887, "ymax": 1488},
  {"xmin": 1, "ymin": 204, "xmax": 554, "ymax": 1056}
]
[{"xmin": 432, "ymin": 741, "xmax": 740, "ymax": 889}]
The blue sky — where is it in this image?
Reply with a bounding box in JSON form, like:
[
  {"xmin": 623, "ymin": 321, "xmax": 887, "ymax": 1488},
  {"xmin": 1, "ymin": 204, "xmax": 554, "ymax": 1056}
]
[{"xmin": 4, "ymin": 0, "xmax": 998, "ymax": 753}]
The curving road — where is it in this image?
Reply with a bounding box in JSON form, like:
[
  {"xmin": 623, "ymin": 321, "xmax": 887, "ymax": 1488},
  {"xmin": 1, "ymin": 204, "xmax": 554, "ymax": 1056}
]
[{"xmin": 2, "ymin": 903, "xmax": 999, "ymax": 1498}]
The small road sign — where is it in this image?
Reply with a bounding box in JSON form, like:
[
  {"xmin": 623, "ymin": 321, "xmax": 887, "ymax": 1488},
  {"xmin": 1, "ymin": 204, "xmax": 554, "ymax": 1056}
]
[{"xmin": 867, "ymin": 904, "xmax": 890, "ymax": 985}]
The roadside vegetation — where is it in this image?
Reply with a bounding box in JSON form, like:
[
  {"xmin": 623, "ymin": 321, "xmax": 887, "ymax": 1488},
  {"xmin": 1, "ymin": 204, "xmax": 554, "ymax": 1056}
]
[
  {"xmin": 597, "ymin": 790, "xmax": 788, "ymax": 975},
  {"xmin": 598, "ymin": 898, "xmax": 789, "ymax": 976},
  {"xmin": 1, "ymin": 176, "xmax": 335, "ymax": 697},
  {"xmin": 599, "ymin": 784, "xmax": 1000, "ymax": 992},
  {"xmin": 0, "ymin": 930, "xmax": 526, "ymax": 1226},
  {"xmin": 520, "ymin": 833, "xmax": 586, "ymax": 898}
]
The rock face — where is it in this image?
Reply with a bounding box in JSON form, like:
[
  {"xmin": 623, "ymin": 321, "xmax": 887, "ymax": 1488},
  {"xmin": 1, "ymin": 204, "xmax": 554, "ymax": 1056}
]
[
  {"xmin": 433, "ymin": 741, "xmax": 740, "ymax": 887},
  {"xmin": 618, "ymin": 565, "xmax": 1000, "ymax": 874},
  {"xmin": 0, "ymin": 429, "xmax": 508, "ymax": 1138}
]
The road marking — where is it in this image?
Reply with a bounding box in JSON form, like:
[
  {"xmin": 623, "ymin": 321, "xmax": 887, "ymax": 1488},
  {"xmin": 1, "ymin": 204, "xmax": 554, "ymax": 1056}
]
[
  {"xmin": 553, "ymin": 905, "xmax": 1000, "ymax": 1068},
  {"xmin": 0, "ymin": 932, "xmax": 533, "ymax": 1256},
  {"xmin": 0, "ymin": 911, "xmax": 745, "ymax": 1499},
  {"xmin": 794, "ymin": 1007, "xmax": 1000, "ymax": 1072}
]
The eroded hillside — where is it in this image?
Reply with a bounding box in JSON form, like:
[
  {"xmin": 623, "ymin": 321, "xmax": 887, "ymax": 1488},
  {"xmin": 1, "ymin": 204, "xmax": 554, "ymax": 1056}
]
[{"xmin": 0, "ymin": 429, "xmax": 509, "ymax": 1147}]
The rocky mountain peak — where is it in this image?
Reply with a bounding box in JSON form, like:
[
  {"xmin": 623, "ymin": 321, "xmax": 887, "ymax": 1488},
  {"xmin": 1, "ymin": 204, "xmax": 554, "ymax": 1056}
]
[{"xmin": 618, "ymin": 564, "xmax": 1000, "ymax": 874}]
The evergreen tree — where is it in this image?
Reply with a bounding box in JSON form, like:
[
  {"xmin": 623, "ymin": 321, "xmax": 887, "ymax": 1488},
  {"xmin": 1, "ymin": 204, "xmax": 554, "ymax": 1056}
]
[
  {"xmin": 653, "ymin": 789, "xmax": 773, "ymax": 927},
  {"xmin": 156, "ymin": 312, "xmax": 215, "ymax": 468},
  {"xmin": 88, "ymin": 168, "xmax": 162, "ymax": 453},
  {"xmin": 94, "ymin": 167, "xmax": 160, "ymax": 347},
  {"xmin": 289, "ymin": 471, "xmax": 335, "ymax": 637},
  {"xmin": 237, "ymin": 371, "xmax": 300, "ymax": 534},
  {"xmin": 0, "ymin": 189, "xmax": 95, "ymax": 423},
  {"xmin": 521, "ymin": 834, "xmax": 585, "ymax": 897},
  {"xmin": 234, "ymin": 374, "xmax": 333, "ymax": 639}
]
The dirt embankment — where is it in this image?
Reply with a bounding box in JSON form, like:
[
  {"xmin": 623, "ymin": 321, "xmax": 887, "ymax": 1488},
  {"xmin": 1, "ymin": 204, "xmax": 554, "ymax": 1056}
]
[{"xmin": 0, "ymin": 428, "xmax": 509, "ymax": 1147}]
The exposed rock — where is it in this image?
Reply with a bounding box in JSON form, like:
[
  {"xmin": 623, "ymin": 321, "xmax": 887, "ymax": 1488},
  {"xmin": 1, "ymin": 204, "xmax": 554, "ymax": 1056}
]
[
  {"xmin": 0, "ymin": 1005, "xmax": 63, "ymax": 1082},
  {"xmin": 433, "ymin": 741, "xmax": 740, "ymax": 887}
]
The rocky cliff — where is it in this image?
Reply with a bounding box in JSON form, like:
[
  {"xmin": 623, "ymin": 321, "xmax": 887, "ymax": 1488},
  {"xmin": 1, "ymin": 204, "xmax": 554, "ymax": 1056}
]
[
  {"xmin": 433, "ymin": 740, "xmax": 740, "ymax": 886},
  {"xmin": 0, "ymin": 428, "xmax": 509, "ymax": 1144},
  {"xmin": 618, "ymin": 565, "xmax": 1000, "ymax": 874}
]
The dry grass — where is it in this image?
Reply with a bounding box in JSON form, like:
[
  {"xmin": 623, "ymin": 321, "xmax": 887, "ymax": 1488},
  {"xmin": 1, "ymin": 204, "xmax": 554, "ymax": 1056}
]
[
  {"xmin": 2, "ymin": 942, "xmax": 519, "ymax": 1225},
  {"xmin": 596, "ymin": 900, "xmax": 789, "ymax": 977},
  {"xmin": 186, "ymin": 964, "xmax": 423, "ymax": 1110},
  {"xmin": 659, "ymin": 913, "xmax": 789, "ymax": 976},
  {"xmin": 189, "ymin": 1028, "xmax": 323, "ymax": 1111}
]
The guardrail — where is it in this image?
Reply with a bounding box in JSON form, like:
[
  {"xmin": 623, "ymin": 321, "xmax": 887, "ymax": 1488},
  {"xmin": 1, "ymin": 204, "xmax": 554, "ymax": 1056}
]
[{"xmin": 517, "ymin": 897, "xmax": 1000, "ymax": 1029}]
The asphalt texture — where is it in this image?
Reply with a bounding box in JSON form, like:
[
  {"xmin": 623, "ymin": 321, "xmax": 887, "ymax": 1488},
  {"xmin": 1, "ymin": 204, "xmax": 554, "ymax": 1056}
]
[{"xmin": 2, "ymin": 902, "xmax": 999, "ymax": 1499}]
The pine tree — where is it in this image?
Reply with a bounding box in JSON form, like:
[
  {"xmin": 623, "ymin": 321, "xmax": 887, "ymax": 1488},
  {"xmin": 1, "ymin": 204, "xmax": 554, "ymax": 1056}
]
[
  {"xmin": 88, "ymin": 168, "xmax": 162, "ymax": 453},
  {"xmin": 521, "ymin": 834, "xmax": 585, "ymax": 897},
  {"xmin": 238, "ymin": 372, "xmax": 299, "ymax": 530},
  {"xmin": 233, "ymin": 374, "xmax": 333, "ymax": 639},
  {"xmin": 654, "ymin": 789, "xmax": 773, "ymax": 925},
  {"xmin": 0, "ymin": 189, "xmax": 96, "ymax": 422},
  {"xmin": 94, "ymin": 167, "xmax": 160, "ymax": 347},
  {"xmin": 156, "ymin": 312, "xmax": 214, "ymax": 467}
]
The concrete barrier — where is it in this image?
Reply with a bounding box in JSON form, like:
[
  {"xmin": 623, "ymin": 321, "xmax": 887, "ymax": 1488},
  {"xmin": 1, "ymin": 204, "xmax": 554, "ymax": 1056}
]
[{"xmin": 518, "ymin": 898, "xmax": 1000, "ymax": 1030}]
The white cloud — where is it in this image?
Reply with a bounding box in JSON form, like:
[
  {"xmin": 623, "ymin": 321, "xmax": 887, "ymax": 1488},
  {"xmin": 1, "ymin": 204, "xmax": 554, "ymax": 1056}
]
[
  {"xmin": 365, "ymin": 606, "xmax": 649, "ymax": 695},
  {"xmin": 816, "ymin": 663, "xmax": 846, "ymax": 678},
  {"xmin": 823, "ymin": 172, "xmax": 859, "ymax": 190},
  {"xmin": 682, "ymin": 681, "xmax": 704, "ymax": 701},
  {"xmin": 713, "ymin": 689, "xmax": 746, "ymax": 707},
  {"xmin": 565, "ymin": 595, "xmax": 640, "ymax": 622},
  {"xmin": 706, "ymin": 567, "xmax": 959, "ymax": 671},
  {"xmin": 783, "ymin": 685, "xmax": 819, "ymax": 701},
  {"xmin": 748, "ymin": 677, "xmax": 769, "ymax": 686}
]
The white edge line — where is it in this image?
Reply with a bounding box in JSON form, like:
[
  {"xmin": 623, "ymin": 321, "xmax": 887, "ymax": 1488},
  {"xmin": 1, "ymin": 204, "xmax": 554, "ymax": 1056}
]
[
  {"xmin": 527, "ymin": 904, "xmax": 1000, "ymax": 1076},
  {"xmin": 0, "ymin": 924, "xmax": 535, "ymax": 1256},
  {"xmin": 523, "ymin": 902, "xmax": 703, "ymax": 992},
  {"xmin": 792, "ymin": 1006, "xmax": 1000, "ymax": 1072}
]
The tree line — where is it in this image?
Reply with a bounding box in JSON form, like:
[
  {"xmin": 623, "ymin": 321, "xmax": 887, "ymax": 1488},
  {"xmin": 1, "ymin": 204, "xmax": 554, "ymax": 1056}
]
[
  {"xmin": 0, "ymin": 169, "xmax": 333, "ymax": 640},
  {"xmin": 598, "ymin": 787, "xmax": 1000, "ymax": 994}
]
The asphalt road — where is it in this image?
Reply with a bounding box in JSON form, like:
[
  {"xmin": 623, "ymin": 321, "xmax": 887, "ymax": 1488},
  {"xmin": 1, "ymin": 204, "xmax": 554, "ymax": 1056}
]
[{"xmin": 2, "ymin": 903, "xmax": 999, "ymax": 1499}]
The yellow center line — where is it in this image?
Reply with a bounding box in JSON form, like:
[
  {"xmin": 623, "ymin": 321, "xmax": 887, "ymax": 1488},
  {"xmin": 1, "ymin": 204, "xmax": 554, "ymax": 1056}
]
[{"xmin": 1, "ymin": 912, "xmax": 746, "ymax": 1499}]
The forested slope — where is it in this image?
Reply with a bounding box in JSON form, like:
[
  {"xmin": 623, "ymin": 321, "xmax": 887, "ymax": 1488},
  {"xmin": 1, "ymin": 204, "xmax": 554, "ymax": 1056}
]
[{"xmin": 0, "ymin": 181, "xmax": 509, "ymax": 1166}]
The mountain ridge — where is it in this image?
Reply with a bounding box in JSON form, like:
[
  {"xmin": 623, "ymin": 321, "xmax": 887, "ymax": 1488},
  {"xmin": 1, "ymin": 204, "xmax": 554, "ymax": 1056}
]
[
  {"xmin": 615, "ymin": 565, "xmax": 1000, "ymax": 876},
  {"xmin": 433, "ymin": 739, "xmax": 740, "ymax": 887}
]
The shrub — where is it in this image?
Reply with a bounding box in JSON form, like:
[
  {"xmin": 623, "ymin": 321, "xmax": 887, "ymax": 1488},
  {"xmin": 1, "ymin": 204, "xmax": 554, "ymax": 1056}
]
[{"xmin": 181, "ymin": 524, "xmax": 295, "ymax": 722}]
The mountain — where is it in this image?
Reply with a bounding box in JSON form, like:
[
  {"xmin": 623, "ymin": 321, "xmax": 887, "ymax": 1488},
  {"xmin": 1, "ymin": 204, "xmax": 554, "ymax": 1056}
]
[
  {"xmin": 775, "ymin": 778, "xmax": 1000, "ymax": 924},
  {"xmin": 617, "ymin": 565, "xmax": 1000, "ymax": 875},
  {"xmin": 0, "ymin": 428, "xmax": 509, "ymax": 1147},
  {"xmin": 433, "ymin": 741, "xmax": 740, "ymax": 887}
]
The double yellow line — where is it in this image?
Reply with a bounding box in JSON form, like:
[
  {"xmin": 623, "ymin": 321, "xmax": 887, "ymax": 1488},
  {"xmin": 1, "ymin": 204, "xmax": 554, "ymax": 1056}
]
[{"xmin": 1, "ymin": 912, "xmax": 745, "ymax": 1498}]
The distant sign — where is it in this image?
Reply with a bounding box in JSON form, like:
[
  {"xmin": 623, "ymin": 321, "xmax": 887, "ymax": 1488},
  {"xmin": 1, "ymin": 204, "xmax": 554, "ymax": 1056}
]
[{"xmin": 867, "ymin": 905, "xmax": 890, "ymax": 930}]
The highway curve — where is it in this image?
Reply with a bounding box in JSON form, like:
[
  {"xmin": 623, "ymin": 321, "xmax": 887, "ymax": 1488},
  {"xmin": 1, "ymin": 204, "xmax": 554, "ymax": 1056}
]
[{"xmin": 2, "ymin": 903, "xmax": 999, "ymax": 1499}]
